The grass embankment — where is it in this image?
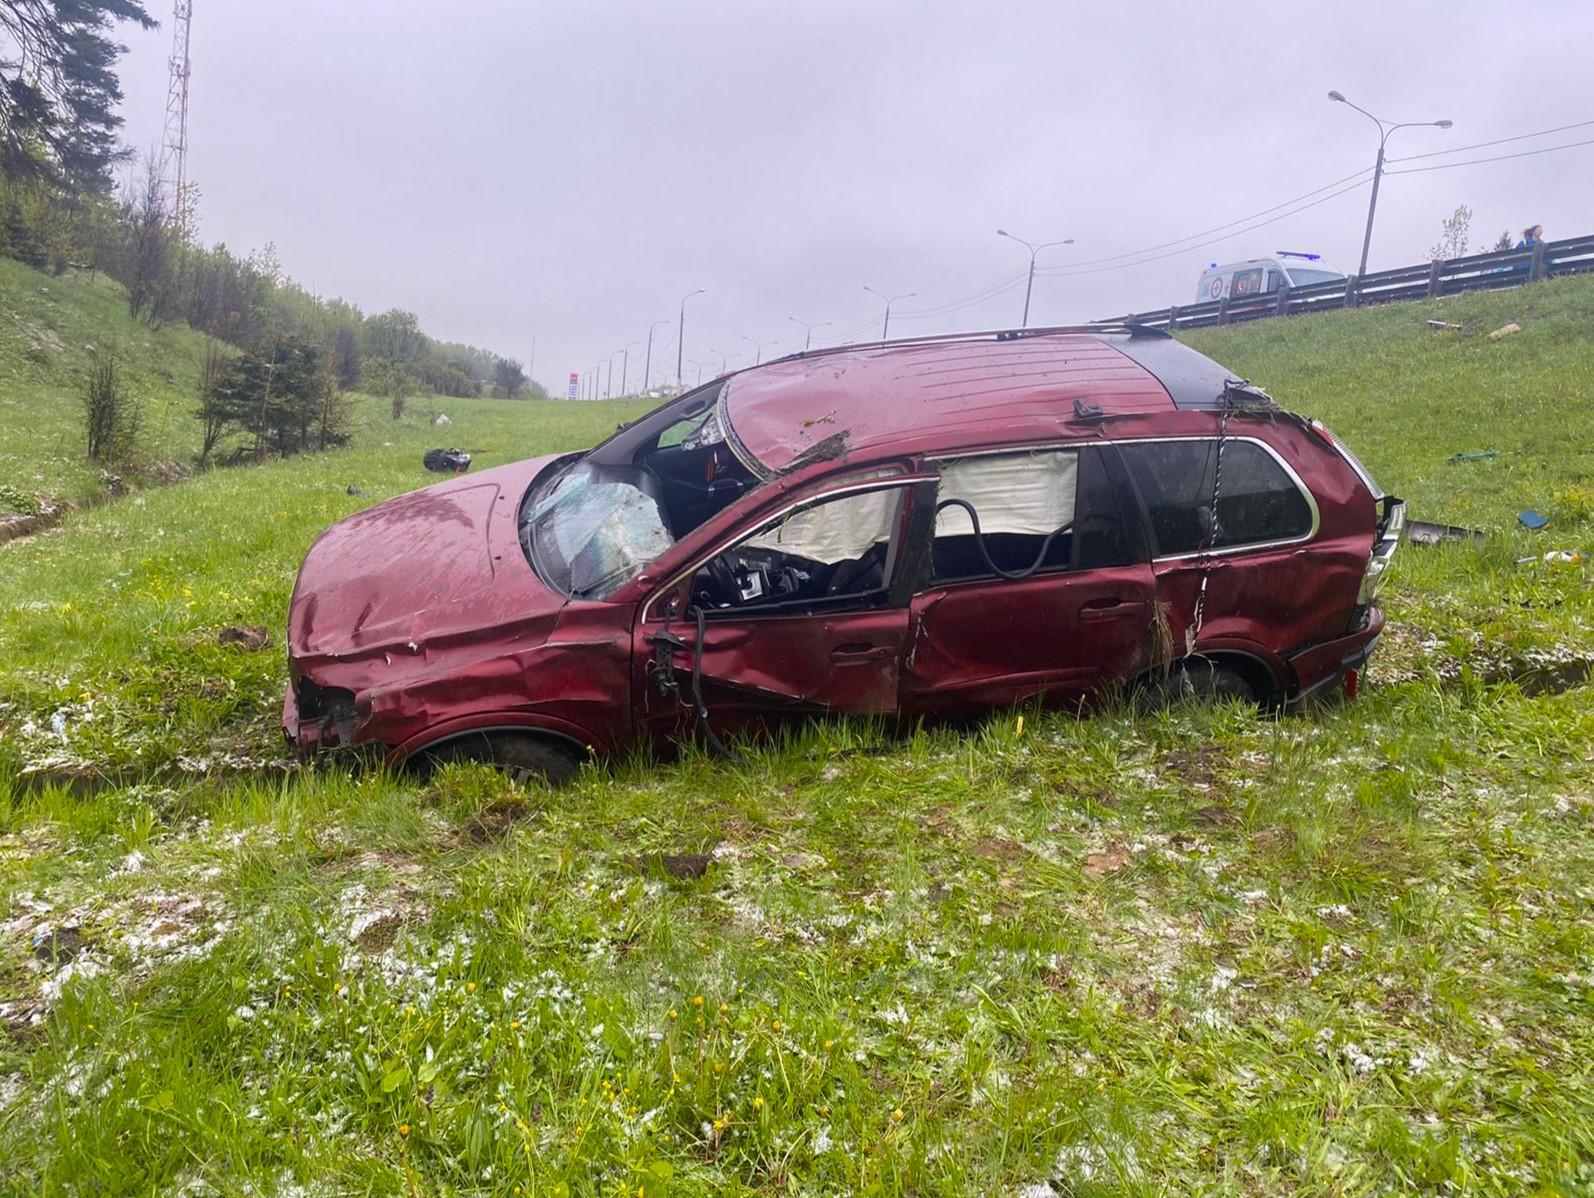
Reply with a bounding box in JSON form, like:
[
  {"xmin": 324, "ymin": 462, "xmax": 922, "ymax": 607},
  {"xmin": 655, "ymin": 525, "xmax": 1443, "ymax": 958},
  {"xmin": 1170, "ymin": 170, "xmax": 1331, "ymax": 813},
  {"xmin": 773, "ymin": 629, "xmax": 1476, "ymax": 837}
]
[
  {"xmin": 0, "ymin": 256, "xmax": 219, "ymax": 514},
  {"xmin": 0, "ymin": 279, "xmax": 1592, "ymax": 1194}
]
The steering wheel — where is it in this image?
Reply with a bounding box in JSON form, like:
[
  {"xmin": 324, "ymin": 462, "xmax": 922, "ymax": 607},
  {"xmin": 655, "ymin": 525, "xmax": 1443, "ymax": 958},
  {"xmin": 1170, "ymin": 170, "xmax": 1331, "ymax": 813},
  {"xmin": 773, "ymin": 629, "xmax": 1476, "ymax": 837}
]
[{"xmin": 705, "ymin": 553, "xmax": 743, "ymax": 606}]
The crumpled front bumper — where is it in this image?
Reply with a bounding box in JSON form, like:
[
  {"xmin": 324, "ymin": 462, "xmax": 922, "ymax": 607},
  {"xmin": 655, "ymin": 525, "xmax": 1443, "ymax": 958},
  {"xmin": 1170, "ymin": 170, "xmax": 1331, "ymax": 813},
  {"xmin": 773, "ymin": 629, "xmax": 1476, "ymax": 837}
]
[{"xmin": 281, "ymin": 678, "xmax": 360, "ymax": 753}]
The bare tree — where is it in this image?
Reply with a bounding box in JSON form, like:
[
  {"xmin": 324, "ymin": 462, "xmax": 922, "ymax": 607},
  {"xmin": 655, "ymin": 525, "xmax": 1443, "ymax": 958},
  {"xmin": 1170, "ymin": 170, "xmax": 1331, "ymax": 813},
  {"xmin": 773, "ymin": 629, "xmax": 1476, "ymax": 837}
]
[
  {"xmin": 125, "ymin": 153, "xmax": 173, "ymax": 324},
  {"xmin": 1428, "ymin": 204, "xmax": 1472, "ymax": 262},
  {"xmin": 194, "ymin": 345, "xmax": 230, "ymax": 466}
]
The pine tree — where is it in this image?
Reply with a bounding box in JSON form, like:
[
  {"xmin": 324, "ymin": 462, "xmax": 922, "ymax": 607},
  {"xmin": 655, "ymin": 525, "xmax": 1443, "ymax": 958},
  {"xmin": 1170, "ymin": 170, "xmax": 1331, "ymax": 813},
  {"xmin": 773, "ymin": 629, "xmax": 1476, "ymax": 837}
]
[{"xmin": 1, "ymin": 0, "xmax": 156, "ymax": 191}]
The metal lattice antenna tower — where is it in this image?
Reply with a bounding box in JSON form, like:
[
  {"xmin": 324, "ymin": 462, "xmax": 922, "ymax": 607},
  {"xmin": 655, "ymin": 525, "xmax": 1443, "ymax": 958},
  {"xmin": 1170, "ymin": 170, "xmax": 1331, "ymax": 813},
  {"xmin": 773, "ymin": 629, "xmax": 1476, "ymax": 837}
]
[{"xmin": 160, "ymin": 1, "xmax": 194, "ymax": 235}]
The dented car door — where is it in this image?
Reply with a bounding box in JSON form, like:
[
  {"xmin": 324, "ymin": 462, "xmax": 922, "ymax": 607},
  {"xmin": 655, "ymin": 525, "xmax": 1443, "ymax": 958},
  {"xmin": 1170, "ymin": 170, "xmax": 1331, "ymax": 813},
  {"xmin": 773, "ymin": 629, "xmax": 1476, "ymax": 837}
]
[
  {"xmin": 634, "ymin": 479, "xmax": 924, "ymax": 746},
  {"xmin": 900, "ymin": 444, "xmax": 1159, "ymax": 713}
]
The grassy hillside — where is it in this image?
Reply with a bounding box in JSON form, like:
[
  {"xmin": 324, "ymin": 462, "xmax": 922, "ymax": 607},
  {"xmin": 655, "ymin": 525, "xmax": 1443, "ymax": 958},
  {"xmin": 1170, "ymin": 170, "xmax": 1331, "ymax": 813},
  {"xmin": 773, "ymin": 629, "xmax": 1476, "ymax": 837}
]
[
  {"xmin": 1, "ymin": 280, "xmax": 1592, "ymax": 1194},
  {"xmin": 1184, "ymin": 275, "xmax": 1594, "ymax": 531},
  {"xmin": 0, "ymin": 256, "xmax": 220, "ymax": 513}
]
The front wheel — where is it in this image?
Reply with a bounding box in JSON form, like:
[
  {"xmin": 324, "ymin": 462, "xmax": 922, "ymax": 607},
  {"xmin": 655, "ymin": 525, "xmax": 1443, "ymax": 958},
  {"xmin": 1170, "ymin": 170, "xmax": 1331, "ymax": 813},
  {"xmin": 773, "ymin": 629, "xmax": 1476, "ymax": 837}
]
[{"xmin": 425, "ymin": 732, "xmax": 583, "ymax": 787}]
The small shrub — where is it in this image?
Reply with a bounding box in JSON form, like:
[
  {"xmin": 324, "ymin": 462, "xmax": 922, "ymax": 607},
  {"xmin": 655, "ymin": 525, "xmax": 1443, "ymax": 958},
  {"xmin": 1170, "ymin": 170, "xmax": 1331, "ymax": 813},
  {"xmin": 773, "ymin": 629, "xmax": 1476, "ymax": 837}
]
[
  {"xmin": 81, "ymin": 355, "xmax": 141, "ymax": 465},
  {"xmin": 0, "ymin": 483, "xmax": 42, "ymax": 516}
]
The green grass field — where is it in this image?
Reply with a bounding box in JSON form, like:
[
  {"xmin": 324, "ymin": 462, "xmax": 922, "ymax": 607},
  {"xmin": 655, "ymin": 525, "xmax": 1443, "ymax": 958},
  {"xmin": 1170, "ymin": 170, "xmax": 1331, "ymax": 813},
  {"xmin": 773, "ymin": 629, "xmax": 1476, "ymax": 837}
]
[{"xmin": 1, "ymin": 264, "xmax": 1592, "ymax": 1195}]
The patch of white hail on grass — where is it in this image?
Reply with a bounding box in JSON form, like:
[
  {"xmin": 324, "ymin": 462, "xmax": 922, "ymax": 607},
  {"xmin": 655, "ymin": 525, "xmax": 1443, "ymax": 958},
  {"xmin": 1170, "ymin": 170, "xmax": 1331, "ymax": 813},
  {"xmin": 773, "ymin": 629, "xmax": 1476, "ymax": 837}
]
[
  {"xmin": 1208, "ymin": 964, "xmax": 1238, "ymax": 994},
  {"xmin": 40, "ymin": 953, "xmax": 103, "ymax": 1003},
  {"xmin": 121, "ymin": 891, "xmax": 233, "ymax": 967},
  {"xmin": 112, "ymin": 849, "xmax": 146, "ymax": 875}
]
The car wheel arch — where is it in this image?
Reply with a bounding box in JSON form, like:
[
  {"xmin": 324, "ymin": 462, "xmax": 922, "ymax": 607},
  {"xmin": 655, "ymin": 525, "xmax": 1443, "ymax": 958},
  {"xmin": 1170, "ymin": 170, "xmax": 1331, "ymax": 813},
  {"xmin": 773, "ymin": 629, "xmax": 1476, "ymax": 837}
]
[
  {"xmin": 1133, "ymin": 647, "xmax": 1284, "ymax": 706},
  {"xmin": 389, "ymin": 716, "xmax": 595, "ymax": 768}
]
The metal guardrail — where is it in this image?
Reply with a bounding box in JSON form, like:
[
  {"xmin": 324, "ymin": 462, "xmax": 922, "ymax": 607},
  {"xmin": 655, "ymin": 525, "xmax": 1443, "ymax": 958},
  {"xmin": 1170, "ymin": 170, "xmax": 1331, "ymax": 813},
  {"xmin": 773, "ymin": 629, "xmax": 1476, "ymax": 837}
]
[{"xmin": 1105, "ymin": 234, "xmax": 1594, "ymax": 332}]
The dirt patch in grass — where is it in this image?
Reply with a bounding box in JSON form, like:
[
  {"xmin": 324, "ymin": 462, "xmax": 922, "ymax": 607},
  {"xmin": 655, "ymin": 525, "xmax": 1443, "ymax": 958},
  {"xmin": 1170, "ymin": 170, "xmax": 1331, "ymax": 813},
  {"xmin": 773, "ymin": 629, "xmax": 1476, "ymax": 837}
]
[
  {"xmin": 634, "ymin": 852, "xmax": 714, "ymax": 880},
  {"xmin": 463, "ymin": 801, "xmax": 532, "ymax": 843}
]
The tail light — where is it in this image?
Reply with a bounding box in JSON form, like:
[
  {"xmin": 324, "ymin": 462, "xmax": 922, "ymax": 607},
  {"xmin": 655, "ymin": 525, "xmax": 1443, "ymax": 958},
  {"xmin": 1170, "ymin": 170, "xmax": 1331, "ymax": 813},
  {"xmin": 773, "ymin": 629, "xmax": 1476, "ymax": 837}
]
[
  {"xmin": 1358, "ymin": 496, "xmax": 1406, "ymax": 605},
  {"xmin": 1310, "ymin": 419, "xmax": 1384, "ymax": 499}
]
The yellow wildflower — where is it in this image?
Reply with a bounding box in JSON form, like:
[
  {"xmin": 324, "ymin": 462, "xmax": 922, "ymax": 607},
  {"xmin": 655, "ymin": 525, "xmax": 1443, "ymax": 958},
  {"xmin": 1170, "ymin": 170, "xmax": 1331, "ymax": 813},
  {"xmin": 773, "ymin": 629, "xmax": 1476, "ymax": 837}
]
[{"xmin": 398, "ymin": 1124, "xmax": 410, "ymax": 1137}]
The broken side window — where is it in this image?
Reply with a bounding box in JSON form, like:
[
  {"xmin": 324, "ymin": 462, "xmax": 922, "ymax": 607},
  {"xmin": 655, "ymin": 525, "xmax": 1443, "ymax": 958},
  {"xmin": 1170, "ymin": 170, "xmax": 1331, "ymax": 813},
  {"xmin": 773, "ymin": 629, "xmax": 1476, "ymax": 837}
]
[{"xmin": 693, "ymin": 485, "xmax": 906, "ymax": 613}]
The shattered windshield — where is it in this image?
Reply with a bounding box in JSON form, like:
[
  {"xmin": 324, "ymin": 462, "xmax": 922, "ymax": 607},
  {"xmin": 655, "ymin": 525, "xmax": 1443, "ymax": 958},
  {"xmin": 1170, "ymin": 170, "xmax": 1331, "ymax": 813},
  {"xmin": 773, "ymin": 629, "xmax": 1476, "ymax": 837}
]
[{"xmin": 522, "ymin": 462, "xmax": 675, "ymax": 599}]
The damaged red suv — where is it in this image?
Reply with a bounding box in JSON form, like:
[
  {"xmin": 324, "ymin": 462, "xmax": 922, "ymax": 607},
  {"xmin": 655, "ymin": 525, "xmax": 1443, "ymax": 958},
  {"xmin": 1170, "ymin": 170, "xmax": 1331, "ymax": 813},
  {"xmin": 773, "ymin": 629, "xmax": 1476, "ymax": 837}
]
[{"xmin": 284, "ymin": 326, "xmax": 1403, "ymax": 782}]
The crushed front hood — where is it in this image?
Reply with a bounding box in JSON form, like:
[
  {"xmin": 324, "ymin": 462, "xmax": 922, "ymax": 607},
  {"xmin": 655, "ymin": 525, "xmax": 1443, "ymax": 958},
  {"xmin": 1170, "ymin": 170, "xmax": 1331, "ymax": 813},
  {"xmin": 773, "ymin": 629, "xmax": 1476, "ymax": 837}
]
[{"xmin": 288, "ymin": 456, "xmax": 560, "ymax": 661}]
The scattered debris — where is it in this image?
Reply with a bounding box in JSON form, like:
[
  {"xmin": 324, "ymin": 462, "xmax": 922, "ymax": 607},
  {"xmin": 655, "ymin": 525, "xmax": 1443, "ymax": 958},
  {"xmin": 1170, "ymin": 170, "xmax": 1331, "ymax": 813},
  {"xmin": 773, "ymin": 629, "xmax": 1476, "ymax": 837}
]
[
  {"xmin": 423, "ymin": 448, "xmax": 471, "ymax": 474},
  {"xmin": 345, "ymin": 484, "xmax": 364, "ymax": 496},
  {"xmin": 1446, "ymin": 449, "xmax": 1498, "ymax": 464},
  {"xmin": 1487, "ymin": 322, "xmax": 1522, "ymax": 340},
  {"xmin": 1407, "ymin": 520, "xmax": 1486, "ymax": 547},
  {"xmin": 1425, "ymin": 319, "xmax": 1462, "ymax": 331},
  {"xmin": 1543, "ymin": 550, "xmax": 1582, "ymax": 565},
  {"xmin": 217, "ymin": 625, "xmax": 270, "ymax": 651},
  {"xmin": 433, "ymin": 413, "xmax": 452, "ymax": 426},
  {"xmin": 1519, "ymin": 509, "xmax": 1549, "ymax": 530}
]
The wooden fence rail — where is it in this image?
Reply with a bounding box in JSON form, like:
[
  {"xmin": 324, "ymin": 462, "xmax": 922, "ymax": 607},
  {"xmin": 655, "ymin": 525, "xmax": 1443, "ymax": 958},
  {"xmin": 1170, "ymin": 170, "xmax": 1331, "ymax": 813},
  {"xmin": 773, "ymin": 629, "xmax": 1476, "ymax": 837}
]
[{"xmin": 1105, "ymin": 234, "xmax": 1594, "ymax": 332}]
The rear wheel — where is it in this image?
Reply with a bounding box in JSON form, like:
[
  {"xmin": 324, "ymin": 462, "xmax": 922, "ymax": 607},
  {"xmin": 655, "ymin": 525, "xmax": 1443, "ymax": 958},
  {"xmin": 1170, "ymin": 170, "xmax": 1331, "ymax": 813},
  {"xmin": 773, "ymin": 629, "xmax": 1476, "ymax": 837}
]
[
  {"xmin": 426, "ymin": 732, "xmax": 583, "ymax": 787},
  {"xmin": 1140, "ymin": 660, "xmax": 1257, "ymax": 709}
]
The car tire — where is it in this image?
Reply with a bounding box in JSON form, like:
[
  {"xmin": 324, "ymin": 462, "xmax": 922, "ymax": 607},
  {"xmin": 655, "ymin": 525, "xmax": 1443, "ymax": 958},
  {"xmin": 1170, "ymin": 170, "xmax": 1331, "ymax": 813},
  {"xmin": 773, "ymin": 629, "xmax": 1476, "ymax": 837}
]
[
  {"xmin": 429, "ymin": 732, "xmax": 583, "ymax": 787},
  {"xmin": 1141, "ymin": 660, "xmax": 1256, "ymax": 709}
]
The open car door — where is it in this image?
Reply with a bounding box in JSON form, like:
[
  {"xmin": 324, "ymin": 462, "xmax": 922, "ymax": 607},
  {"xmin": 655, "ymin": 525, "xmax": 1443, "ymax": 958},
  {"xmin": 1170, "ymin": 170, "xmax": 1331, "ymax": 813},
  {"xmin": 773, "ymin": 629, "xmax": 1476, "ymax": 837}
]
[{"xmin": 635, "ymin": 477, "xmax": 930, "ymax": 746}]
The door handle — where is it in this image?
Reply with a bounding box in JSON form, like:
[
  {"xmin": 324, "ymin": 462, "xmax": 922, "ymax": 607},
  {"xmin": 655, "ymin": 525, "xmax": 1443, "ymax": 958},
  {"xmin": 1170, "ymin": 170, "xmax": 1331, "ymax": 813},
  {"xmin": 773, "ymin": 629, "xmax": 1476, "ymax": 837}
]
[
  {"xmin": 830, "ymin": 642, "xmax": 894, "ymax": 663},
  {"xmin": 1078, "ymin": 598, "xmax": 1148, "ymax": 622}
]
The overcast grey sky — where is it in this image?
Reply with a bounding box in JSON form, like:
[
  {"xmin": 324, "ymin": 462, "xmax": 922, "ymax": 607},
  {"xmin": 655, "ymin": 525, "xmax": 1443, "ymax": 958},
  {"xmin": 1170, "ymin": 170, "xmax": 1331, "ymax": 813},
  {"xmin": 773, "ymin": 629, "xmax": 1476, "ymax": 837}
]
[{"xmin": 113, "ymin": 0, "xmax": 1594, "ymax": 394}]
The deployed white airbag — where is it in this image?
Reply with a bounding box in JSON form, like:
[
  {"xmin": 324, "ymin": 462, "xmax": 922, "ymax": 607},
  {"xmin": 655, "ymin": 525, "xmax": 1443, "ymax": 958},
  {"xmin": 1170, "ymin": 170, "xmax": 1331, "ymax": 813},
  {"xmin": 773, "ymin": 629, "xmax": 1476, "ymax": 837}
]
[
  {"xmin": 935, "ymin": 451, "xmax": 1078, "ymax": 536},
  {"xmin": 745, "ymin": 487, "xmax": 901, "ymax": 564}
]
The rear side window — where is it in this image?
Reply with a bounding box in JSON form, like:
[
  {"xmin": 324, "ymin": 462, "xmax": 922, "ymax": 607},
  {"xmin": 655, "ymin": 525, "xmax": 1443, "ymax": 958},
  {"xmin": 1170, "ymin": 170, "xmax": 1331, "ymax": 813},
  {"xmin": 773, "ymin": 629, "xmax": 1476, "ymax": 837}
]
[
  {"xmin": 929, "ymin": 447, "xmax": 1135, "ymax": 581},
  {"xmin": 1119, "ymin": 440, "xmax": 1313, "ymax": 556}
]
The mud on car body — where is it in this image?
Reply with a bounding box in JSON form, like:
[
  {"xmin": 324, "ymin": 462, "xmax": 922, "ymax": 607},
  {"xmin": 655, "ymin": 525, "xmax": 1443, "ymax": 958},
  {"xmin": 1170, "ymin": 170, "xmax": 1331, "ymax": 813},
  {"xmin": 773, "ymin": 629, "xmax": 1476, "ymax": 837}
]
[{"xmin": 283, "ymin": 324, "xmax": 1403, "ymax": 780}]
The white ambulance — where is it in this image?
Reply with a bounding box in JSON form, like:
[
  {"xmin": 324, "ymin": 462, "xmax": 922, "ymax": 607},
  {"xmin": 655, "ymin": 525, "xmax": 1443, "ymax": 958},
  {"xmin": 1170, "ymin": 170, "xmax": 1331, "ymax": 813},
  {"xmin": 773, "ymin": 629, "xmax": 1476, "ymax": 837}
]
[{"xmin": 1195, "ymin": 252, "xmax": 1345, "ymax": 303}]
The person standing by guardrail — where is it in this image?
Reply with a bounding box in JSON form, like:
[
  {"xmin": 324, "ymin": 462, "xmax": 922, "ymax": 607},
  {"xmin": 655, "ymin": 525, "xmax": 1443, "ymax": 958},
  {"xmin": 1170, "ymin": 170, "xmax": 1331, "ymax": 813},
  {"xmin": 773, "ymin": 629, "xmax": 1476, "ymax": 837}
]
[{"xmin": 1517, "ymin": 224, "xmax": 1545, "ymax": 250}]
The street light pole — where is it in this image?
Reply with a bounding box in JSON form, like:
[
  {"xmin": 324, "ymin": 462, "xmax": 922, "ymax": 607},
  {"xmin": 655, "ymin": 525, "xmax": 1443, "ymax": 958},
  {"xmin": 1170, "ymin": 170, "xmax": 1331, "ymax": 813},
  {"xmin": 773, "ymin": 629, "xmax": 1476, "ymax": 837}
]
[
  {"xmin": 742, "ymin": 335, "xmax": 777, "ymax": 365},
  {"xmin": 788, "ymin": 315, "xmax": 831, "ymax": 351},
  {"xmin": 621, "ymin": 341, "xmax": 640, "ymax": 397},
  {"xmin": 643, "ymin": 320, "xmax": 669, "ymax": 396},
  {"xmin": 862, "ymin": 285, "xmax": 916, "ymax": 340},
  {"xmin": 608, "ymin": 349, "xmax": 624, "ymax": 399},
  {"xmin": 677, "ymin": 288, "xmax": 705, "ymax": 389},
  {"xmin": 1328, "ymin": 90, "xmax": 1452, "ymax": 279},
  {"xmin": 712, "ymin": 349, "xmax": 739, "ymax": 376},
  {"xmin": 996, "ymin": 229, "xmax": 1074, "ymax": 327}
]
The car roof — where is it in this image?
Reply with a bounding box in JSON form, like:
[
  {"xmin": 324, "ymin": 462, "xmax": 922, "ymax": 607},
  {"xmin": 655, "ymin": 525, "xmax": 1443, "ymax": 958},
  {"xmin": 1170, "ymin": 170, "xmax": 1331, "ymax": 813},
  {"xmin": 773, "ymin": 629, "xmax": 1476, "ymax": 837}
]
[{"xmin": 718, "ymin": 327, "xmax": 1255, "ymax": 476}]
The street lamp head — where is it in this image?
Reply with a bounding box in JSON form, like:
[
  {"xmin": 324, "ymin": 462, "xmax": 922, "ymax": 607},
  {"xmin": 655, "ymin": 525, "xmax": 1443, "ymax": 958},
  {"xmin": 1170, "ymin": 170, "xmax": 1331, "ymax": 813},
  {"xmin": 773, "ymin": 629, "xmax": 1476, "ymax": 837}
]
[
  {"xmin": 1436, "ymin": 119, "xmax": 1453, "ymax": 129},
  {"xmin": 1327, "ymin": 90, "xmax": 1346, "ymax": 102},
  {"xmin": 996, "ymin": 228, "xmax": 1008, "ymax": 237}
]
